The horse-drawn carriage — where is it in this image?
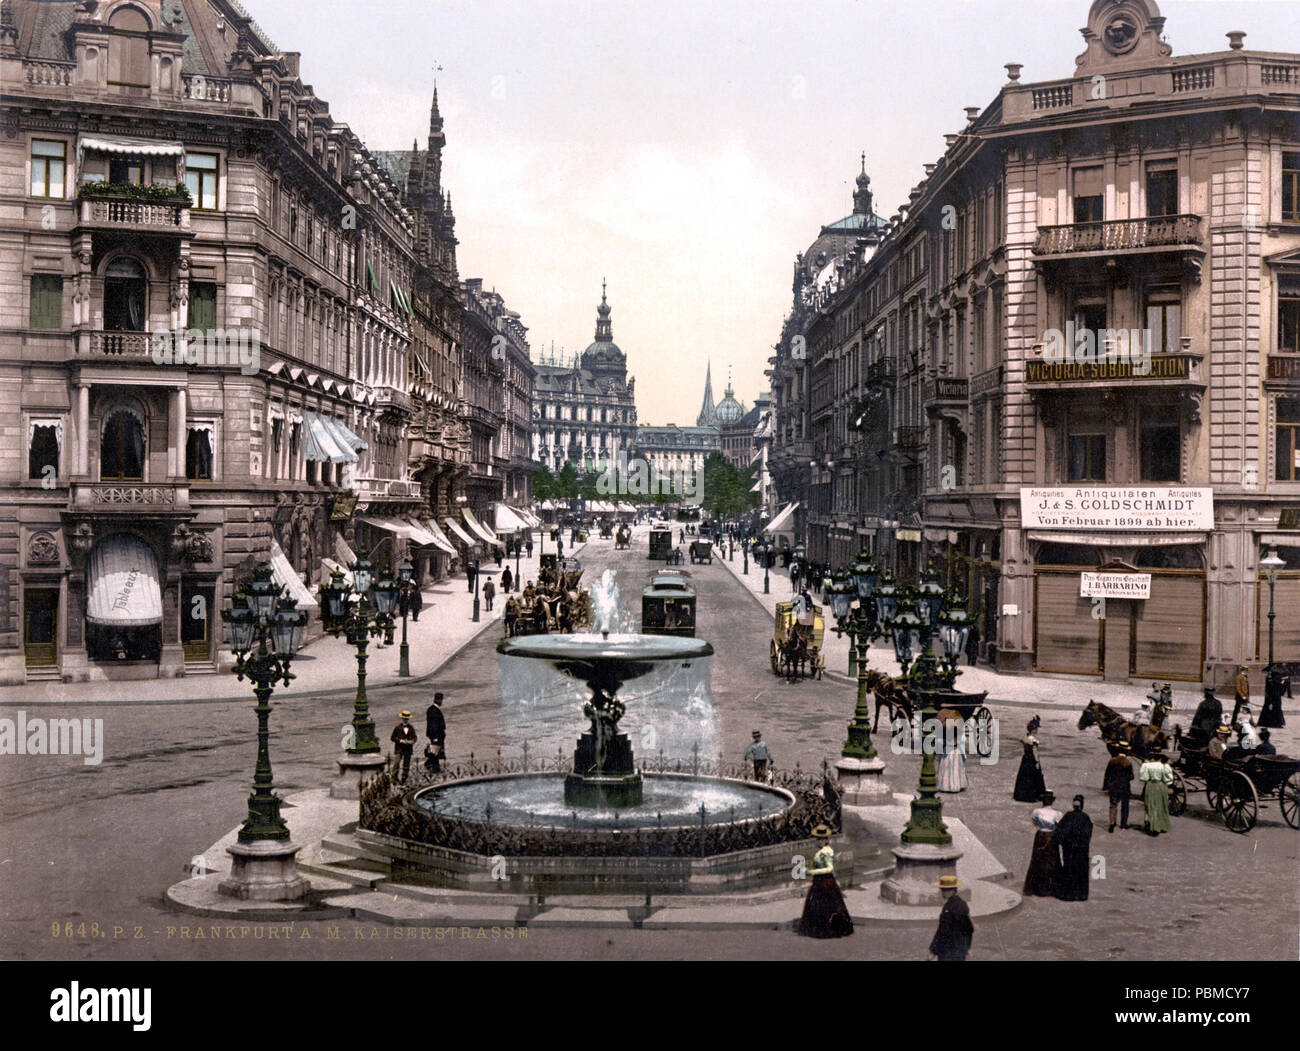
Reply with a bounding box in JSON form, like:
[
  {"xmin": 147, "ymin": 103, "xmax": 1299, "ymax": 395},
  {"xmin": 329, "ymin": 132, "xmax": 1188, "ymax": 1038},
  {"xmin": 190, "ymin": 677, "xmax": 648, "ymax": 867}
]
[
  {"xmin": 599, "ymin": 520, "xmax": 614, "ymax": 539},
  {"xmin": 641, "ymin": 574, "xmax": 697, "ymax": 637},
  {"xmin": 1169, "ymin": 746, "xmax": 1299, "ymax": 833},
  {"xmin": 615, "ymin": 525, "xmax": 632, "ymax": 549},
  {"xmin": 769, "ymin": 600, "xmax": 825, "ymax": 680},
  {"xmin": 689, "ymin": 538, "xmax": 713, "ymax": 564}
]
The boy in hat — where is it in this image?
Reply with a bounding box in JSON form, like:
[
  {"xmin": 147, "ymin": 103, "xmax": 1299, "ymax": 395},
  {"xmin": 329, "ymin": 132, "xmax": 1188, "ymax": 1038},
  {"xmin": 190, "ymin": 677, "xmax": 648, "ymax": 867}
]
[
  {"xmin": 743, "ymin": 730, "xmax": 773, "ymax": 782},
  {"xmin": 391, "ymin": 711, "xmax": 418, "ymax": 783},
  {"xmin": 1232, "ymin": 666, "xmax": 1251, "ymax": 728},
  {"xmin": 929, "ymin": 876, "xmax": 973, "ymax": 961},
  {"xmin": 1208, "ymin": 724, "xmax": 1231, "ymax": 761}
]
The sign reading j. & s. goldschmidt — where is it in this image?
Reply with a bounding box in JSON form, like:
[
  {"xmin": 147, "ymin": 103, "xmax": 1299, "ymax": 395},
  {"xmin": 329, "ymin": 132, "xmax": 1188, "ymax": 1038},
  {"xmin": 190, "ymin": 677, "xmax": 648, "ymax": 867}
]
[{"xmin": 1020, "ymin": 487, "xmax": 1214, "ymax": 531}]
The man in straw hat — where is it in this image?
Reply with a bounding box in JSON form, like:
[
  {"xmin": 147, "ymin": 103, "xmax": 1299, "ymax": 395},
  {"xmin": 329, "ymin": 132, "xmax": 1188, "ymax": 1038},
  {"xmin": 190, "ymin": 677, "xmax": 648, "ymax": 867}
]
[
  {"xmin": 390, "ymin": 710, "xmax": 418, "ymax": 783},
  {"xmin": 1208, "ymin": 724, "xmax": 1232, "ymax": 762},
  {"xmin": 928, "ymin": 875, "xmax": 973, "ymax": 961}
]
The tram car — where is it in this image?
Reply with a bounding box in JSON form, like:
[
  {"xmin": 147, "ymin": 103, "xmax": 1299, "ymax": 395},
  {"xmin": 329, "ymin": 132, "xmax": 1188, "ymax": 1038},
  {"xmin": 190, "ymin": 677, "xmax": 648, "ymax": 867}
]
[
  {"xmin": 649, "ymin": 528, "xmax": 673, "ymax": 560},
  {"xmin": 641, "ymin": 574, "xmax": 697, "ymax": 637}
]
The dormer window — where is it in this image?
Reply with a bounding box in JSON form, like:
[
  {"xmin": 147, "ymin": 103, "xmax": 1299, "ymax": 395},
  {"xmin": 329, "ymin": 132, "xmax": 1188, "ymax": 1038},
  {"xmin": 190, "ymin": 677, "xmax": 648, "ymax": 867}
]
[{"xmin": 108, "ymin": 7, "xmax": 152, "ymax": 89}]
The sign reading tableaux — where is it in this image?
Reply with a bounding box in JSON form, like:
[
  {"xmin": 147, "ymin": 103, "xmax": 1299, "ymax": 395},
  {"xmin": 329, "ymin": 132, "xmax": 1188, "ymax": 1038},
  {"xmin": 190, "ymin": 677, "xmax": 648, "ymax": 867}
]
[
  {"xmin": 1080, "ymin": 572, "xmax": 1152, "ymax": 599},
  {"xmin": 1020, "ymin": 487, "xmax": 1214, "ymax": 531}
]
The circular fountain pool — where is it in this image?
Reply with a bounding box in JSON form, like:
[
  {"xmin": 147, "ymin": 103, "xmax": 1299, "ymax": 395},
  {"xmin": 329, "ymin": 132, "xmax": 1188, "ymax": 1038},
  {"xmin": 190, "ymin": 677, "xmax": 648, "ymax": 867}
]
[{"xmin": 415, "ymin": 772, "xmax": 793, "ymax": 830}]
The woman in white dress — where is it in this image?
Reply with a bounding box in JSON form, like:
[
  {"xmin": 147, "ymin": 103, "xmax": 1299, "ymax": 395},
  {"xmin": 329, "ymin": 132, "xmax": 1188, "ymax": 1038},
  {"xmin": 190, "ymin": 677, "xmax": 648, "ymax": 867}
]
[{"xmin": 936, "ymin": 708, "xmax": 968, "ymax": 793}]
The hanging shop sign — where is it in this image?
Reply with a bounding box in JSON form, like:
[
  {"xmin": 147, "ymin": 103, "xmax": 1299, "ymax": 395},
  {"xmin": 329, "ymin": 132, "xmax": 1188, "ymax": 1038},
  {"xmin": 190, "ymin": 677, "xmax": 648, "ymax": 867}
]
[
  {"xmin": 1020, "ymin": 487, "xmax": 1213, "ymax": 532},
  {"xmin": 330, "ymin": 491, "xmax": 359, "ymax": 522},
  {"xmin": 1080, "ymin": 572, "xmax": 1152, "ymax": 599}
]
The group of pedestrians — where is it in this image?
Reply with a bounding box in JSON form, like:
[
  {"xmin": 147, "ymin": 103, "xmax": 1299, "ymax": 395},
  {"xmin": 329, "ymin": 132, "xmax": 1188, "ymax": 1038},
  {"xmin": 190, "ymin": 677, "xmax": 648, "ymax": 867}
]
[{"xmin": 388, "ymin": 693, "xmax": 448, "ymax": 783}]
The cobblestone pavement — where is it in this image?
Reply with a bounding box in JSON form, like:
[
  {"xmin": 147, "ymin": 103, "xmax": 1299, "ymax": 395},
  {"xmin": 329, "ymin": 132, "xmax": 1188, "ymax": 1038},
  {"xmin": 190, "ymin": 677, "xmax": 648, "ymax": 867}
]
[{"xmin": 1, "ymin": 528, "xmax": 1296, "ymax": 960}]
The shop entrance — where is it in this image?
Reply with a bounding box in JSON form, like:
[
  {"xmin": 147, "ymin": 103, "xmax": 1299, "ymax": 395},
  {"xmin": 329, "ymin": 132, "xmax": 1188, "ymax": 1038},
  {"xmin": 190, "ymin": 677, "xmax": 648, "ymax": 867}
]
[{"xmin": 23, "ymin": 588, "xmax": 59, "ymax": 667}]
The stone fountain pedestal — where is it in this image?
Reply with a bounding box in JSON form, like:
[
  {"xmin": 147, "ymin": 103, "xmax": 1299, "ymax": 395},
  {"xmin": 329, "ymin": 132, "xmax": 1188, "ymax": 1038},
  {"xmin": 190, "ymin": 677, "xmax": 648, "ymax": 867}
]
[
  {"xmin": 565, "ymin": 730, "xmax": 643, "ymax": 808},
  {"xmin": 835, "ymin": 755, "xmax": 892, "ymax": 806},
  {"xmin": 879, "ymin": 842, "xmax": 963, "ymax": 906}
]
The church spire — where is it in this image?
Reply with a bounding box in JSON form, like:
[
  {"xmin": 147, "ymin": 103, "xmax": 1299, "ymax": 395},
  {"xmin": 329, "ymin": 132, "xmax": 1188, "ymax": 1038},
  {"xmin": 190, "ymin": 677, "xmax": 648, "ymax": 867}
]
[
  {"xmin": 853, "ymin": 151, "xmax": 873, "ymax": 217},
  {"xmin": 594, "ymin": 278, "xmax": 612, "ymax": 342},
  {"xmin": 697, "ymin": 360, "xmax": 717, "ymax": 427}
]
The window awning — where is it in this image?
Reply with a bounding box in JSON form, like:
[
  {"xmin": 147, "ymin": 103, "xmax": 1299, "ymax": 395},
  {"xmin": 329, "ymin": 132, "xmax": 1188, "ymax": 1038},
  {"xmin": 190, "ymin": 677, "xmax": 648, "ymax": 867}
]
[
  {"xmin": 357, "ymin": 515, "xmax": 416, "ymax": 540},
  {"xmin": 444, "ymin": 517, "xmax": 477, "ymax": 548},
  {"xmin": 513, "ymin": 506, "xmax": 540, "ymax": 528},
  {"xmin": 400, "ymin": 518, "xmax": 442, "ymax": 548},
  {"xmin": 86, "ymin": 535, "xmax": 163, "ymax": 627},
  {"xmin": 463, "ymin": 508, "xmax": 502, "ymax": 547},
  {"xmin": 303, "ymin": 411, "xmax": 356, "ymax": 463},
  {"xmin": 321, "ymin": 414, "xmax": 367, "ymax": 453},
  {"xmin": 77, "ymin": 135, "xmax": 186, "ymax": 178},
  {"xmin": 413, "ymin": 518, "xmax": 457, "ymax": 556},
  {"xmin": 494, "ymin": 504, "xmax": 530, "ymax": 533},
  {"xmin": 269, "ymin": 539, "xmax": 318, "ymax": 609},
  {"xmin": 764, "ymin": 502, "xmax": 799, "ymax": 535}
]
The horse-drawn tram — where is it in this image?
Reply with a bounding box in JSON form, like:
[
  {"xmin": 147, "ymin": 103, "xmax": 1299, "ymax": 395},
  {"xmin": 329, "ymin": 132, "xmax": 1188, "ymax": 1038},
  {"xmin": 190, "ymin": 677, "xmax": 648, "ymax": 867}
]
[
  {"xmin": 649, "ymin": 528, "xmax": 673, "ymax": 561},
  {"xmin": 641, "ymin": 574, "xmax": 697, "ymax": 637},
  {"xmin": 769, "ymin": 600, "xmax": 824, "ymax": 680}
]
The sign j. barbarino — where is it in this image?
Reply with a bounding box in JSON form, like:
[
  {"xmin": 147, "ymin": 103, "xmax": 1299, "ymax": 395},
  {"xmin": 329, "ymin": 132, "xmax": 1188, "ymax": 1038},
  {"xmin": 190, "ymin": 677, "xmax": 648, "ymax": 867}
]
[{"xmin": 1019, "ymin": 487, "xmax": 1214, "ymax": 532}]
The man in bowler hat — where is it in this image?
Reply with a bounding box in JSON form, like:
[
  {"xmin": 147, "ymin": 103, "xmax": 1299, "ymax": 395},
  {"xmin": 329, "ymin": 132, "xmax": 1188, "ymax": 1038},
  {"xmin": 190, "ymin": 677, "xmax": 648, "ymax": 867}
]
[{"xmin": 425, "ymin": 693, "xmax": 446, "ymax": 773}]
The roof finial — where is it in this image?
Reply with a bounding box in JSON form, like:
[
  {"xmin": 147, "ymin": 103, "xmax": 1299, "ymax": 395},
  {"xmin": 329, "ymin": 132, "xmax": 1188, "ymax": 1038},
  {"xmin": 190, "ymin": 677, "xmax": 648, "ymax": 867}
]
[{"xmin": 860, "ymin": 151, "xmax": 866, "ymax": 175}]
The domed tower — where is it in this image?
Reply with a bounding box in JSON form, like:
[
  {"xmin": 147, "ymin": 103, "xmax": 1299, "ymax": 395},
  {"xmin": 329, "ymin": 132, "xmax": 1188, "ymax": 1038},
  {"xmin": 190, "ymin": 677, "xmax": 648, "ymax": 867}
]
[
  {"xmin": 715, "ymin": 378, "xmax": 744, "ymax": 425},
  {"xmin": 581, "ymin": 279, "xmax": 628, "ymax": 385}
]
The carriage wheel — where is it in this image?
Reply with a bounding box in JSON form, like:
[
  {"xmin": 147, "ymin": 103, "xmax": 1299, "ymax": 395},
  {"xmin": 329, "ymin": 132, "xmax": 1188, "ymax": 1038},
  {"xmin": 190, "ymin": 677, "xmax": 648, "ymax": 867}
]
[
  {"xmin": 1169, "ymin": 771, "xmax": 1187, "ymax": 816},
  {"xmin": 769, "ymin": 640, "xmax": 778, "ymax": 675},
  {"xmin": 1281, "ymin": 772, "xmax": 1299, "ymax": 830},
  {"xmin": 973, "ymin": 707, "xmax": 995, "ymax": 757},
  {"xmin": 1218, "ymin": 771, "xmax": 1258, "ymax": 834}
]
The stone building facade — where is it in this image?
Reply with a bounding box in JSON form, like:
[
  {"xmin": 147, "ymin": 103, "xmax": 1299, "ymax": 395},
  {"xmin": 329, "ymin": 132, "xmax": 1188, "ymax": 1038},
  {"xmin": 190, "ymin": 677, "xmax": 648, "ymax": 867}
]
[
  {"xmin": 532, "ymin": 283, "xmax": 637, "ymax": 476},
  {"xmin": 777, "ymin": 0, "xmax": 1300, "ymax": 686},
  {"xmin": 0, "ymin": 0, "xmax": 425, "ymax": 682}
]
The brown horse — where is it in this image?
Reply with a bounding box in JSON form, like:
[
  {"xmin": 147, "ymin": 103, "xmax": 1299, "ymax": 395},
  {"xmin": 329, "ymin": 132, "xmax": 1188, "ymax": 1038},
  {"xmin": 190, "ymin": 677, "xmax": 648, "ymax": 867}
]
[
  {"xmin": 1078, "ymin": 699, "xmax": 1169, "ymax": 758},
  {"xmin": 867, "ymin": 670, "xmax": 915, "ymax": 733}
]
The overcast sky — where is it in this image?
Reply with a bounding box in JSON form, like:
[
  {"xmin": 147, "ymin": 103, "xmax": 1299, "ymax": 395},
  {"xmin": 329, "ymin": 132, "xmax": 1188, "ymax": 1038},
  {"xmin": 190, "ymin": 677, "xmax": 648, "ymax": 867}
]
[{"xmin": 249, "ymin": 1, "xmax": 1300, "ymax": 426}]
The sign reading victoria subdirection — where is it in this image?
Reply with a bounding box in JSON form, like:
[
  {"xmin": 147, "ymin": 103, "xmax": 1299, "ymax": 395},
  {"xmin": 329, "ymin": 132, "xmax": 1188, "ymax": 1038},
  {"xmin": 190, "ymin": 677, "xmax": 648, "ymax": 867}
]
[{"xmin": 1020, "ymin": 487, "xmax": 1214, "ymax": 531}]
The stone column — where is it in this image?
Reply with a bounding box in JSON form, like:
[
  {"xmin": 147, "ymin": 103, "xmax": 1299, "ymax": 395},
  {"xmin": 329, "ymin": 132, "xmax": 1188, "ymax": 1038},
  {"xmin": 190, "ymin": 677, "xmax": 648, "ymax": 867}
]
[{"xmin": 76, "ymin": 383, "xmax": 90, "ymax": 478}]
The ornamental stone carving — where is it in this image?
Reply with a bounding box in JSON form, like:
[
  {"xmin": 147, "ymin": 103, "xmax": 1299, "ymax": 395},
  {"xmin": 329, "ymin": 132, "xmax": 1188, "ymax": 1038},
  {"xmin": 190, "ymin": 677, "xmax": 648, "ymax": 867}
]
[{"xmin": 28, "ymin": 531, "xmax": 60, "ymax": 566}]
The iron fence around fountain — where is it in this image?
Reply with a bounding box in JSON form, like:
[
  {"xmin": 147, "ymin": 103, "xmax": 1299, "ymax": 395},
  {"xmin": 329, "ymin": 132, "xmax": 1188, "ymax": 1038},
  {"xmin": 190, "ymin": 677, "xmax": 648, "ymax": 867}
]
[{"xmin": 361, "ymin": 749, "xmax": 842, "ymax": 860}]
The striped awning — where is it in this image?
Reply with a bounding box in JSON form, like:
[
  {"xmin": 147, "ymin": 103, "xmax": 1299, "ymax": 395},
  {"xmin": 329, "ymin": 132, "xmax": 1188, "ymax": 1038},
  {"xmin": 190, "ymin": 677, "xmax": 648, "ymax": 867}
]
[
  {"xmin": 86, "ymin": 535, "xmax": 163, "ymax": 627},
  {"xmin": 413, "ymin": 518, "xmax": 457, "ymax": 555},
  {"xmin": 463, "ymin": 509, "xmax": 502, "ymax": 547},
  {"xmin": 357, "ymin": 515, "xmax": 416, "ymax": 540},
  {"xmin": 269, "ymin": 539, "xmax": 318, "ymax": 609},
  {"xmin": 764, "ymin": 502, "xmax": 799, "ymax": 535},
  {"xmin": 494, "ymin": 504, "xmax": 530, "ymax": 533},
  {"xmin": 303, "ymin": 411, "xmax": 355, "ymax": 463},
  {"xmin": 444, "ymin": 517, "xmax": 477, "ymax": 548},
  {"xmin": 322, "ymin": 414, "xmax": 367, "ymax": 453}
]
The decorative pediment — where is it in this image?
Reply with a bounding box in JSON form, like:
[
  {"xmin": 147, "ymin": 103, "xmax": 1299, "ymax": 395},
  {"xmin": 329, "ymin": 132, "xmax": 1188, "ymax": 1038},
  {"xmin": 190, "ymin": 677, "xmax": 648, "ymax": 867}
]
[
  {"xmin": 1264, "ymin": 247, "xmax": 1300, "ymax": 272},
  {"xmin": 1075, "ymin": 0, "xmax": 1172, "ymax": 74}
]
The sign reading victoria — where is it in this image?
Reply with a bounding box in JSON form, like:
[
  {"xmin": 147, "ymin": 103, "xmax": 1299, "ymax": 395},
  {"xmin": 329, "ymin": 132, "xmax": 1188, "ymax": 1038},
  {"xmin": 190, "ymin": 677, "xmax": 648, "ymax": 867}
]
[{"xmin": 1020, "ymin": 487, "xmax": 1214, "ymax": 532}]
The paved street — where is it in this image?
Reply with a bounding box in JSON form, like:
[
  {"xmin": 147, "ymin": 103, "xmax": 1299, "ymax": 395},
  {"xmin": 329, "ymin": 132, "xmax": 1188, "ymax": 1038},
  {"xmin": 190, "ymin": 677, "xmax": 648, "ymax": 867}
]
[{"xmin": 2, "ymin": 525, "xmax": 1296, "ymax": 961}]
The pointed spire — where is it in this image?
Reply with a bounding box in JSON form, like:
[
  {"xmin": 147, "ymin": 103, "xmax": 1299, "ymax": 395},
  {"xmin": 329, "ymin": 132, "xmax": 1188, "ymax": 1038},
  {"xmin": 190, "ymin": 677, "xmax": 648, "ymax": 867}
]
[
  {"xmin": 594, "ymin": 279, "xmax": 612, "ymax": 342},
  {"xmin": 697, "ymin": 360, "xmax": 717, "ymax": 427},
  {"xmin": 853, "ymin": 152, "xmax": 873, "ymax": 217}
]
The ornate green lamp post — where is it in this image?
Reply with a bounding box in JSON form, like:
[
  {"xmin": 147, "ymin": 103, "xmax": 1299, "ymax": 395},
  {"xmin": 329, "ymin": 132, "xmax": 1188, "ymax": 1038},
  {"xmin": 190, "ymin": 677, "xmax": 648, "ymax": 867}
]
[
  {"xmin": 396, "ymin": 558, "xmax": 414, "ymax": 678},
  {"xmin": 217, "ymin": 563, "xmax": 310, "ymax": 901},
  {"xmin": 320, "ymin": 560, "xmax": 399, "ymax": 799}
]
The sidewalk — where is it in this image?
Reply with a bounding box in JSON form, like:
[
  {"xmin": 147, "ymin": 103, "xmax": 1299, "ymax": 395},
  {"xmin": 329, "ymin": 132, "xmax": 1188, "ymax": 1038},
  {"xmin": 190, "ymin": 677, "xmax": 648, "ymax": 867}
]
[
  {"xmin": 1, "ymin": 531, "xmax": 586, "ymax": 706},
  {"xmin": 715, "ymin": 544, "xmax": 1201, "ymax": 717}
]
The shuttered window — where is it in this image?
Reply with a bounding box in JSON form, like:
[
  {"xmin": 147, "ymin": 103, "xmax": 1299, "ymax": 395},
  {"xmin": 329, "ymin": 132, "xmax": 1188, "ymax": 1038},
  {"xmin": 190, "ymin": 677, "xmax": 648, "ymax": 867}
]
[
  {"xmin": 1034, "ymin": 572, "xmax": 1103, "ymax": 674},
  {"xmin": 30, "ymin": 275, "xmax": 63, "ymax": 329},
  {"xmin": 1132, "ymin": 574, "xmax": 1205, "ymax": 681}
]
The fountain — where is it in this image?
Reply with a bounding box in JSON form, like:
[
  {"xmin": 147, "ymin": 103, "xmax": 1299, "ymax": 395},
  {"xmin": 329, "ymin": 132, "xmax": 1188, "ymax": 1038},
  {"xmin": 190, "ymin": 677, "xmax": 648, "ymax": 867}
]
[{"xmin": 355, "ymin": 569, "xmax": 848, "ymax": 896}]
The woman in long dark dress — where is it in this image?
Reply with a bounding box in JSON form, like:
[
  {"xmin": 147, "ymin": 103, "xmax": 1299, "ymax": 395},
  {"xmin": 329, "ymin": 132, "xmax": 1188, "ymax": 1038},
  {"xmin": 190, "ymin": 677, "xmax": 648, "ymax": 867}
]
[
  {"xmin": 1023, "ymin": 791, "xmax": 1063, "ymax": 897},
  {"xmin": 1013, "ymin": 715, "xmax": 1046, "ymax": 802},
  {"xmin": 798, "ymin": 824, "xmax": 854, "ymax": 938},
  {"xmin": 1052, "ymin": 795, "xmax": 1093, "ymax": 901}
]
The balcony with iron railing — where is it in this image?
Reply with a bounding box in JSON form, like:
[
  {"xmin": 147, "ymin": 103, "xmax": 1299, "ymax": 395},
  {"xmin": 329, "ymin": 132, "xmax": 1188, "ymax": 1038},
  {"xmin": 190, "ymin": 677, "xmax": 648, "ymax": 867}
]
[
  {"xmin": 354, "ymin": 477, "xmax": 422, "ymax": 503},
  {"xmin": 1033, "ymin": 214, "xmax": 1203, "ymax": 258},
  {"xmin": 76, "ymin": 191, "xmax": 192, "ymax": 237}
]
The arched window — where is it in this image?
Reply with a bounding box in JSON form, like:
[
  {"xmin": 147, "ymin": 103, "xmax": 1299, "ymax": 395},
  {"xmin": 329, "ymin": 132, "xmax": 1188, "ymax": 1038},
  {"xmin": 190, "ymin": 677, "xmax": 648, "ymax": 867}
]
[
  {"xmin": 104, "ymin": 257, "xmax": 146, "ymax": 331},
  {"xmin": 108, "ymin": 6, "xmax": 152, "ymax": 88},
  {"xmin": 101, "ymin": 405, "xmax": 145, "ymax": 481}
]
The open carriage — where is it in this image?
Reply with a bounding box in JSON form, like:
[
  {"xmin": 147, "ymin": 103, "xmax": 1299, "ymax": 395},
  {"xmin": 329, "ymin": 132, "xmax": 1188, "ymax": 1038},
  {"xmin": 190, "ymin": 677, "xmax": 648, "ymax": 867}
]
[
  {"xmin": 769, "ymin": 600, "xmax": 825, "ymax": 680},
  {"xmin": 1169, "ymin": 746, "xmax": 1299, "ymax": 833},
  {"xmin": 615, "ymin": 525, "xmax": 632, "ymax": 549}
]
